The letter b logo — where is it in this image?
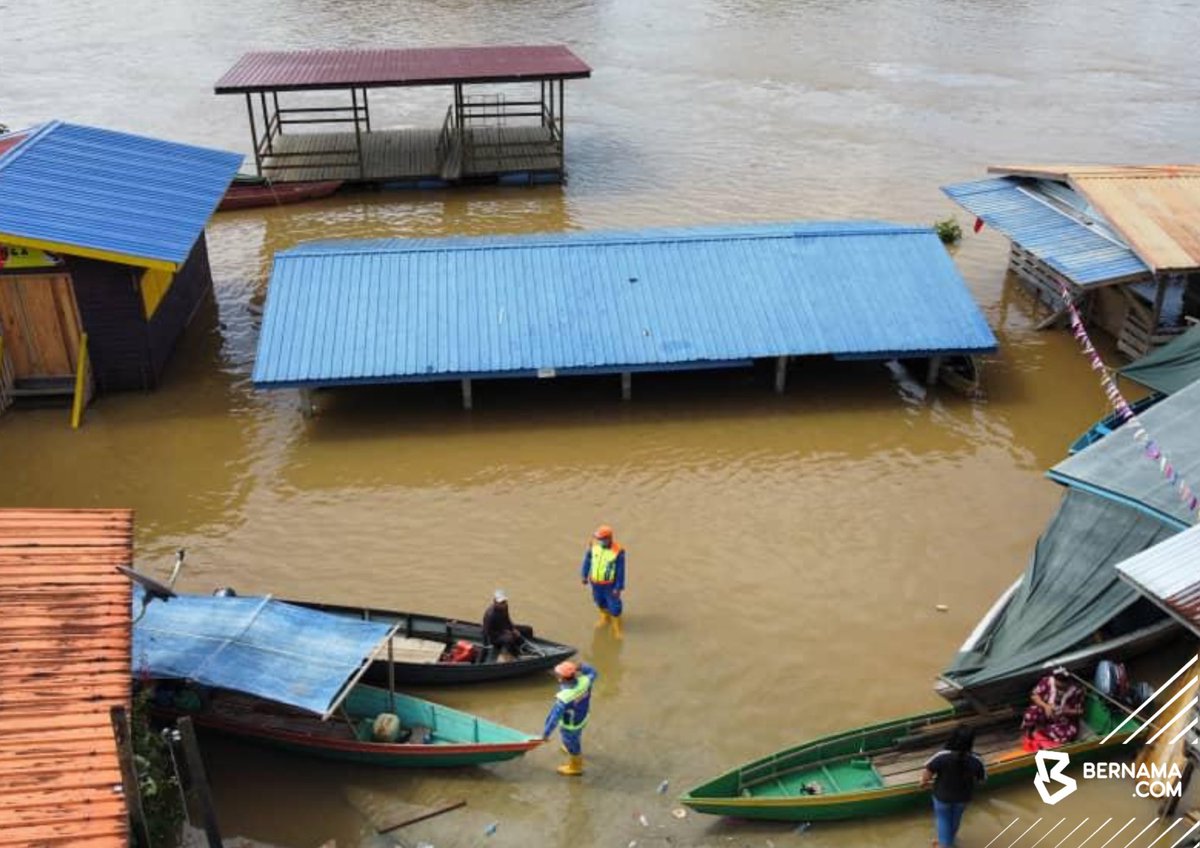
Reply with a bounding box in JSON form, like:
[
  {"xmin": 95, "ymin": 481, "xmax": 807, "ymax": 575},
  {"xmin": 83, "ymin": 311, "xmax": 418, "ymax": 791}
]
[{"xmin": 1034, "ymin": 750, "xmax": 1077, "ymax": 805}]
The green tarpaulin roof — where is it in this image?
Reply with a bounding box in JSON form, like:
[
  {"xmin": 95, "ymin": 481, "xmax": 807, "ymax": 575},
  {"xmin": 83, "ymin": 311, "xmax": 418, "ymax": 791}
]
[
  {"xmin": 1120, "ymin": 325, "xmax": 1200, "ymax": 396},
  {"xmin": 942, "ymin": 489, "xmax": 1178, "ymax": 689}
]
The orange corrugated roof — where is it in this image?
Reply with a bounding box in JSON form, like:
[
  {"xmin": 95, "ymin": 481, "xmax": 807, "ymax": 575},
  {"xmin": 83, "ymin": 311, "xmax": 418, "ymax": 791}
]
[{"xmin": 0, "ymin": 509, "xmax": 133, "ymax": 848}]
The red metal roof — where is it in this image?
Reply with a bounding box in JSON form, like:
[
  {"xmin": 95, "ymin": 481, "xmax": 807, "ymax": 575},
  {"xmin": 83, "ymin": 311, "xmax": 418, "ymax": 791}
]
[
  {"xmin": 0, "ymin": 509, "xmax": 133, "ymax": 848},
  {"xmin": 0, "ymin": 129, "xmax": 34, "ymax": 159},
  {"xmin": 215, "ymin": 45, "xmax": 591, "ymax": 93}
]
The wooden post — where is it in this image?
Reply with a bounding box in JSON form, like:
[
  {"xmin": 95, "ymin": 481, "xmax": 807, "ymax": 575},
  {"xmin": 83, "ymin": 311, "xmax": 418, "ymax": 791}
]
[
  {"xmin": 245, "ymin": 93, "xmax": 262, "ymax": 176},
  {"xmin": 1151, "ymin": 275, "xmax": 1169, "ymax": 334},
  {"xmin": 621, "ymin": 372, "xmax": 632, "ymax": 401},
  {"xmin": 362, "ymin": 88, "xmax": 371, "ymax": 132},
  {"xmin": 259, "ymin": 92, "xmax": 273, "ymax": 155},
  {"xmin": 774, "ymin": 356, "xmax": 787, "ymax": 394},
  {"xmin": 351, "ymin": 88, "xmax": 364, "ymax": 180},
  {"xmin": 70, "ymin": 332, "xmax": 90, "ymax": 429},
  {"xmin": 461, "ymin": 378, "xmax": 473, "ymax": 411},
  {"xmin": 110, "ymin": 706, "xmax": 152, "ymax": 848},
  {"xmin": 176, "ymin": 718, "xmax": 223, "ymax": 848},
  {"xmin": 926, "ymin": 355, "xmax": 942, "ymax": 387},
  {"xmin": 387, "ymin": 637, "xmax": 396, "ymax": 714},
  {"xmin": 299, "ymin": 388, "xmax": 315, "ymax": 418}
]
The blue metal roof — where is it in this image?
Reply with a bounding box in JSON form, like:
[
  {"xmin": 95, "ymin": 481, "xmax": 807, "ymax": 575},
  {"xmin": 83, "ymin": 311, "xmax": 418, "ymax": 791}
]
[
  {"xmin": 133, "ymin": 589, "xmax": 394, "ymax": 717},
  {"xmin": 0, "ymin": 121, "xmax": 241, "ymax": 268},
  {"xmin": 253, "ymin": 222, "xmax": 997, "ymax": 389},
  {"xmin": 942, "ymin": 177, "xmax": 1150, "ymax": 288}
]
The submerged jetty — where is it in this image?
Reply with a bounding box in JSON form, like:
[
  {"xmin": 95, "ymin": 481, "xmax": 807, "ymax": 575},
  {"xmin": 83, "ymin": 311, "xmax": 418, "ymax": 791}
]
[
  {"xmin": 251, "ymin": 221, "xmax": 997, "ymax": 407},
  {"xmin": 215, "ymin": 45, "xmax": 591, "ymax": 188}
]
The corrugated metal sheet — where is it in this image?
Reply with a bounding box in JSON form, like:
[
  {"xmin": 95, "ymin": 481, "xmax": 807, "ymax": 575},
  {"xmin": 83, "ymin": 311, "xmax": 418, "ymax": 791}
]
[
  {"xmin": 943, "ymin": 177, "xmax": 1150, "ymax": 287},
  {"xmin": 1048, "ymin": 377, "xmax": 1200, "ymax": 529},
  {"xmin": 216, "ymin": 45, "xmax": 592, "ymax": 93},
  {"xmin": 0, "ymin": 509, "xmax": 133, "ymax": 848},
  {"xmin": 253, "ymin": 221, "xmax": 998, "ymax": 389},
  {"xmin": 1117, "ymin": 522, "xmax": 1200, "ymax": 637},
  {"xmin": 1071, "ymin": 172, "xmax": 1200, "ymax": 273},
  {"xmin": 985, "ymin": 165, "xmax": 1200, "ymax": 273},
  {"xmin": 0, "ymin": 121, "xmax": 241, "ymax": 268}
]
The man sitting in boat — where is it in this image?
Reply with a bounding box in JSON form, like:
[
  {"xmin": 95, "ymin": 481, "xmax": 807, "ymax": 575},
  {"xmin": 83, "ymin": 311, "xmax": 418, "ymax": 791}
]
[
  {"xmin": 482, "ymin": 589, "xmax": 532, "ymax": 660},
  {"xmin": 1021, "ymin": 667, "xmax": 1085, "ymax": 746}
]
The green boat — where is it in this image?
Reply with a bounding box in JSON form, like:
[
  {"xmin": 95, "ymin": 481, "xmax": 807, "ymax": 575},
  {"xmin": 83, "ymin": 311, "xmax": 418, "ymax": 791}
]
[
  {"xmin": 134, "ymin": 590, "xmax": 540, "ymax": 767},
  {"xmin": 157, "ymin": 682, "xmax": 542, "ymax": 767},
  {"xmin": 680, "ymin": 695, "xmax": 1136, "ymax": 821}
]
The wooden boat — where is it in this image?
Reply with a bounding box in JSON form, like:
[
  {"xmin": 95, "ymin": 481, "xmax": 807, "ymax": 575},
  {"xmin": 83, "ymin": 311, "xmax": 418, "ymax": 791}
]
[
  {"xmin": 934, "ymin": 576, "xmax": 1179, "ymax": 707},
  {"xmin": 154, "ymin": 682, "xmax": 542, "ymax": 767},
  {"xmin": 680, "ymin": 695, "xmax": 1136, "ymax": 821},
  {"xmin": 288, "ymin": 599, "xmax": 577, "ymax": 685},
  {"xmin": 218, "ymin": 175, "xmax": 343, "ymax": 211},
  {"xmin": 1068, "ymin": 393, "xmax": 1163, "ymax": 454}
]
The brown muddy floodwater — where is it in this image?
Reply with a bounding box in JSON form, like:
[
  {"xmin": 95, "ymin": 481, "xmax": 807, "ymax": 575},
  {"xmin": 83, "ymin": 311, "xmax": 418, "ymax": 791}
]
[{"xmin": 3, "ymin": 0, "xmax": 1200, "ymax": 846}]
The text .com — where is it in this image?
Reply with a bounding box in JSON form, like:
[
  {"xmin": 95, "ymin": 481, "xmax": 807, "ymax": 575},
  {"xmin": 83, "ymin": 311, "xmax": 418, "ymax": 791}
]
[{"xmin": 1082, "ymin": 762, "xmax": 1185, "ymax": 798}]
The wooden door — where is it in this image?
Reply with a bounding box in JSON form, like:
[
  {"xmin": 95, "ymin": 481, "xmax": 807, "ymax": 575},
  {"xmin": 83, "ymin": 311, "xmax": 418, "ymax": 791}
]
[{"xmin": 0, "ymin": 273, "xmax": 83, "ymax": 380}]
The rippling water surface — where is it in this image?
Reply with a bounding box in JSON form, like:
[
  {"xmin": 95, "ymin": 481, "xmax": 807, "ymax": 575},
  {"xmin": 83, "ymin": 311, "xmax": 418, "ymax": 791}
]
[{"xmin": 3, "ymin": 0, "xmax": 1199, "ymax": 844}]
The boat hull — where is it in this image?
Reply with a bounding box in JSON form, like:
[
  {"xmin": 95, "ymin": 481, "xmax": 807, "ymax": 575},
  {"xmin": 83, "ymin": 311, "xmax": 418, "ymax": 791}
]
[
  {"xmin": 289, "ymin": 600, "xmax": 576, "ymax": 685},
  {"xmin": 154, "ymin": 683, "xmax": 542, "ymax": 768},
  {"xmin": 218, "ymin": 179, "xmax": 343, "ymax": 211},
  {"xmin": 681, "ymin": 698, "xmax": 1136, "ymax": 821}
]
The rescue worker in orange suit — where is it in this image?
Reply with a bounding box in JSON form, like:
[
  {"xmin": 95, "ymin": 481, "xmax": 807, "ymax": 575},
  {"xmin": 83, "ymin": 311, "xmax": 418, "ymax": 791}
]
[
  {"xmin": 581, "ymin": 525, "xmax": 625, "ymax": 638},
  {"xmin": 543, "ymin": 660, "xmax": 598, "ymax": 776}
]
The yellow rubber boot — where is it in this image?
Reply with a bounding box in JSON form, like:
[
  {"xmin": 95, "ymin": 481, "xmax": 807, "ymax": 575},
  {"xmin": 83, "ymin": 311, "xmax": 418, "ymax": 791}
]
[
  {"xmin": 609, "ymin": 615, "xmax": 623, "ymax": 640},
  {"xmin": 594, "ymin": 610, "xmax": 610, "ymax": 629},
  {"xmin": 556, "ymin": 754, "xmax": 584, "ymax": 776}
]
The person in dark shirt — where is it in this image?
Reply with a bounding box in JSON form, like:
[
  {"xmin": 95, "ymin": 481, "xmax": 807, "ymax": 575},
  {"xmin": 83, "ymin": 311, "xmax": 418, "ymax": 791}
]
[
  {"xmin": 920, "ymin": 724, "xmax": 987, "ymax": 847},
  {"xmin": 481, "ymin": 589, "xmax": 530, "ymax": 659}
]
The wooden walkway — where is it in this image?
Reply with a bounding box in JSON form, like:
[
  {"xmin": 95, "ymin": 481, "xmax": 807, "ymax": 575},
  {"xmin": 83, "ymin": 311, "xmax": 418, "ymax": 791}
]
[{"xmin": 261, "ymin": 127, "xmax": 562, "ymax": 184}]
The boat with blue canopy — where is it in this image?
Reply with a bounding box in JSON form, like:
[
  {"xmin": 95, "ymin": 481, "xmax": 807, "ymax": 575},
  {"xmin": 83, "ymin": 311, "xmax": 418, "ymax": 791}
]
[{"xmin": 133, "ymin": 590, "xmax": 542, "ymax": 766}]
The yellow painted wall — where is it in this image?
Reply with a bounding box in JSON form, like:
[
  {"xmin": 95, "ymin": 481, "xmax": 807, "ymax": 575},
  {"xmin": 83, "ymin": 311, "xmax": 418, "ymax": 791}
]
[{"xmin": 141, "ymin": 268, "xmax": 174, "ymax": 319}]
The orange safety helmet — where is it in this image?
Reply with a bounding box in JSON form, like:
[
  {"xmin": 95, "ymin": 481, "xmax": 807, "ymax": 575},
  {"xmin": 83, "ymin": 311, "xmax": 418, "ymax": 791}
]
[
  {"xmin": 593, "ymin": 525, "xmax": 614, "ymax": 541},
  {"xmin": 554, "ymin": 661, "xmax": 579, "ymax": 679}
]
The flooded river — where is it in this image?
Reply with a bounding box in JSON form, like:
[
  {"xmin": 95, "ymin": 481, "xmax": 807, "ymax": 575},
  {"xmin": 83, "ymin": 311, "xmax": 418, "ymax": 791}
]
[{"xmin": 4, "ymin": 0, "xmax": 1200, "ymax": 845}]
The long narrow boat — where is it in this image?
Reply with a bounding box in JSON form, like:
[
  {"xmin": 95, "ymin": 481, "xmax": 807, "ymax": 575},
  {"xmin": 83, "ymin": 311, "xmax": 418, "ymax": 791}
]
[
  {"xmin": 154, "ymin": 682, "xmax": 542, "ymax": 767},
  {"xmin": 285, "ymin": 599, "xmax": 577, "ymax": 684},
  {"xmin": 1068, "ymin": 393, "xmax": 1162, "ymax": 454},
  {"xmin": 133, "ymin": 590, "xmax": 541, "ymax": 768},
  {"xmin": 218, "ymin": 175, "xmax": 343, "ymax": 211},
  {"xmin": 680, "ymin": 695, "xmax": 1135, "ymax": 821}
]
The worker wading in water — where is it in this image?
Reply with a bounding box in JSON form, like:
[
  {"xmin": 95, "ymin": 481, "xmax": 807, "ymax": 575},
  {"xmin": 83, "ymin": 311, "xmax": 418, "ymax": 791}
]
[
  {"xmin": 543, "ymin": 660, "xmax": 598, "ymax": 776},
  {"xmin": 581, "ymin": 525, "xmax": 625, "ymax": 638}
]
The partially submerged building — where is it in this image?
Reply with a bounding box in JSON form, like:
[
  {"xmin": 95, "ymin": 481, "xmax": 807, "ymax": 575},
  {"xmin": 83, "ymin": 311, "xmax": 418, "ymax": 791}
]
[
  {"xmin": 252, "ymin": 221, "xmax": 998, "ymax": 408},
  {"xmin": 0, "ymin": 122, "xmax": 240, "ymax": 408},
  {"xmin": 215, "ymin": 45, "xmax": 591, "ymax": 187},
  {"xmin": 944, "ymin": 165, "xmax": 1200, "ymax": 358}
]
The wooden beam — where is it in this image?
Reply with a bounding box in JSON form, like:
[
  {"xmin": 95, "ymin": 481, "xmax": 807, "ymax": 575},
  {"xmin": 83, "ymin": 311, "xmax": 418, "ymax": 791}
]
[
  {"xmin": 925, "ymin": 355, "xmax": 942, "ymax": 387},
  {"xmin": 774, "ymin": 356, "xmax": 787, "ymax": 394},
  {"xmin": 176, "ymin": 718, "xmax": 223, "ymax": 848},
  {"xmin": 379, "ymin": 800, "xmax": 468, "ymax": 834},
  {"xmin": 621, "ymin": 371, "xmax": 631, "ymax": 401},
  {"xmin": 461, "ymin": 378, "xmax": 473, "ymax": 411},
  {"xmin": 109, "ymin": 706, "xmax": 151, "ymax": 848}
]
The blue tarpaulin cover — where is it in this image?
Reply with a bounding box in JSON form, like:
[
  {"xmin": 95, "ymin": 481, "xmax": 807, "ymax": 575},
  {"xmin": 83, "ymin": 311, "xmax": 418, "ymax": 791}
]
[{"xmin": 132, "ymin": 591, "xmax": 394, "ymax": 716}]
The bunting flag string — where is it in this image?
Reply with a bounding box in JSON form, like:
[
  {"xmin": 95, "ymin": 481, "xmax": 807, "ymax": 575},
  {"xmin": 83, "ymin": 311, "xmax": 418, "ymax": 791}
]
[{"xmin": 1058, "ymin": 284, "xmax": 1200, "ymax": 523}]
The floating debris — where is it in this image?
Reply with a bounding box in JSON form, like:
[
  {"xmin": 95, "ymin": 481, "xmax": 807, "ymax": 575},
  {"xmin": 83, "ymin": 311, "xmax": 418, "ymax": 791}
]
[
  {"xmin": 637, "ymin": 813, "xmax": 649, "ymax": 827},
  {"xmin": 795, "ymin": 822, "xmax": 812, "ymax": 834},
  {"xmin": 671, "ymin": 808, "xmax": 687, "ymax": 819},
  {"xmin": 936, "ymin": 604, "xmax": 949, "ymax": 612},
  {"xmin": 484, "ymin": 822, "xmax": 498, "ymax": 836},
  {"xmin": 657, "ymin": 779, "xmax": 670, "ymax": 794}
]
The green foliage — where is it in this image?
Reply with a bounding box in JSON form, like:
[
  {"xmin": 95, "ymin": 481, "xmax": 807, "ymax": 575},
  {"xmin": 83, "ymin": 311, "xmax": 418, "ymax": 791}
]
[
  {"xmin": 131, "ymin": 688, "xmax": 185, "ymax": 848},
  {"xmin": 934, "ymin": 216, "xmax": 963, "ymax": 245}
]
